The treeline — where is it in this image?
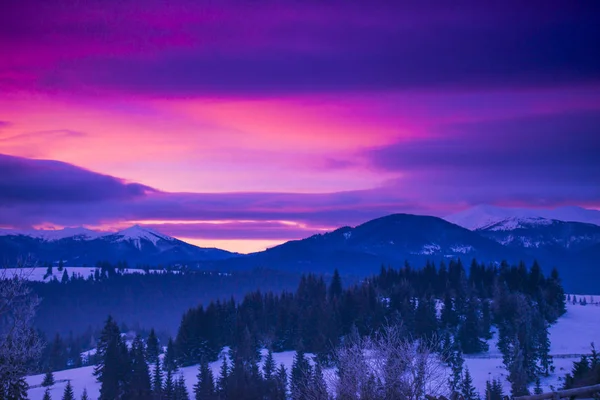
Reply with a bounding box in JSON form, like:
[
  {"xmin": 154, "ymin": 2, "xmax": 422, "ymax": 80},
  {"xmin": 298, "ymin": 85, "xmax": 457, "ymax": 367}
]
[
  {"xmin": 30, "ymin": 266, "xmax": 302, "ymax": 337},
  {"xmin": 172, "ymin": 259, "xmax": 566, "ymax": 396}
]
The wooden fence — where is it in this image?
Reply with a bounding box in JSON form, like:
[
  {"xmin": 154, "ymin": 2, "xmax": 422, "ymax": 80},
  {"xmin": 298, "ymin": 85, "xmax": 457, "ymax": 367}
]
[{"xmin": 514, "ymin": 383, "xmax": 600, "ymax": 400}]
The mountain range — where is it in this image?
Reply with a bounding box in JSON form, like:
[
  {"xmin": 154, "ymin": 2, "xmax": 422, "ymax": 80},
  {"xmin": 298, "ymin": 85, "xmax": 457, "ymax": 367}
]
[{"xmin": 1, "ymin": 205, "xmax": 599, "ymax": 291}]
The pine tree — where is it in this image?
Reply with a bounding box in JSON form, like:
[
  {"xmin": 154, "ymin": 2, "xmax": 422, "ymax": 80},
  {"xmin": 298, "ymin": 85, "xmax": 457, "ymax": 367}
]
[
  {"xmin": 448, "ymin": 348, "xmax": 464, "ymax": 394},
  {"xmin": 80, "ymin": 388, "xmax": 89, "ymax": 400},
  {"xmin": 129, "ymin": 335, "xmax": 152, "ymax": 399},
  {"xmin": 275, "ymin": 364, "xmax": 288, "ymax": 400},
  {"xmin": 328, "ymin": 269, "xmax": 343, "ymax": 301},
  {"xmin": 43, "ymin": 388, "xmax": 52, "ymax": 400},
  {"xmin": 194, "ymin": 359, "xmax": 216, "ymax": 400},
  {"xmin": 61, "ymin": 269, "xmax": 69, "ymax": 284},
  {"xmin": 164, "ymin": 368, "xmax": 175, "ymax": 400},
  {"xmin": 441, "ymin": 293, "xmax": 458, "ymax": 328},
  {"xmin": 534, "ymin": 377, "xmax": 543, "ymax": 395},
  {"xmin": 460, "ymin": 368, "xmax": 478, "ymax": 400},
  {"xmin": 485, "ymin": 379, "xmax": 504, "ymax": 400},
  {"xmin": 94, "ymin": 316, "xmax": 132, "ymax": 400},
  {"xmin": 42, "ymin": 370, "xmax": 55, "ymax": 387},
  {"xmin": 146, "ymin": 328, "xmax": 160, "ymax": 363},
  {"xmin": 458, "ymin": 297, "xmax": 488, "ymax": 354},
  {"xmin": 291, "ymin": 348, "xmax": 312, "ymax": 400},
  {"xmin": 152, "ymin": 358, "xmax": 163, "ymax": 397},
  {"xmin": 174, "ymin": 375, "xmax": 190, "ymax": 400},
  {"xmin": 216, "ymin": 356, "xmax": 229, "ymax": 398},
  {"xmin": 62, "ymin": 381, "xmax": 75, "ymax": 400},
  {"xmin": 164, "ymin": 338, "xmax": 178, "ymax": 373},
  {"xmin": 310, "ymin": 362, "xmax": 328, "ymax": 400}
]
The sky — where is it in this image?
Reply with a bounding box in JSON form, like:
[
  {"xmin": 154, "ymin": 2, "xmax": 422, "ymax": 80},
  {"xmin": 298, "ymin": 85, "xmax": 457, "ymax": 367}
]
[{"xmin": 1, "ymin": 1, "xmax": 599, "ymax": 252}]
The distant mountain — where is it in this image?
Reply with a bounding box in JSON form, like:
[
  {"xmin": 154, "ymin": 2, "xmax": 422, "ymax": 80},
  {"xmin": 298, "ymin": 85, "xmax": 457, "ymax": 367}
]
[
  {"xmin": 476, "ymin": 217, "xmax": 600, "ymax": 252},
  {"xmin": 445, "ymin": 205, "xmax": 600, "ymax": 230},
  {"xmin": 0, "ymin": 225, "xmax": 235, "ymax": 266},
  {"xmin": 215, "ymin": 214, "xmax": 525, "ymax": 274}
]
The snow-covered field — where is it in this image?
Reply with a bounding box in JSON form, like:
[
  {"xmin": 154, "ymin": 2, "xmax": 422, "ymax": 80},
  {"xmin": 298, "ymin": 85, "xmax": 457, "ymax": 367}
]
[
  {"xmin": 4, "ymin": 267, "xmax": 172, "ymax": 282},
  {"xmin": 26, "ymin": 302, "xmax": 600, "ymax": 399},
  {"xmin": 27, "ymin": 349, "xmax": 302, "ymax": 400}
]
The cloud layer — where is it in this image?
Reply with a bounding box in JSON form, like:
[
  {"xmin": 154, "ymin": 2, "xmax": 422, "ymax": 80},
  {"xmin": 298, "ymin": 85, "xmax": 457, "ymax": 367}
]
[{"xmin": 1, "ymin": 1, "xmax": 599, "ymax": 250}]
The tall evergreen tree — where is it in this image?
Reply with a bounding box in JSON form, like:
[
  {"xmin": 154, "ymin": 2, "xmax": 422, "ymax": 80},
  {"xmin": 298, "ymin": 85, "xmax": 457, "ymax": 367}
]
[
  {"xmin": 94, "ymin": 316, "xmax": 131, "ymax": 400},
  {"xmin": 174, "ymin": 375, "xmax": 190, "ymax": 400},
  {"xmin": 328, "ymin": 269, "xmax": 343, "ymax": 301},
  {"xmin": 485, "ymin": 379, "xmax": 504, "ymax": 400},
  {"xmin": 62, "ymin": 381, "xmax": 75, "ymax": 400},
  {"xmin": 146, "ymin": 329, "xmax": 160, "ymax": 363},
  {"xmin": 80, "ymin": 388, "xmax": 89, "ymax": 400},
  {"xmin": 194, "ymin": 359, "xmax": 216, "ymax": 400},
  {"xmin": 152, "ymin": 358, "xmax": 163, "ymax": 397},
  {"xmin": 291, "ymin": 348, "xmax": 312, "ymax": 400},
  {"xmin": 164, "ymin": 338, "xmax": 178, "ymax": 373},
  {"xmin": 43, "ymin": 388, "xmax": 52, "ymax": 400},
  {"xmin": 460, "ymin": 368, "xmax": 478, "ymax": 400},
  {"xmin": 129, "ymin": 335, "xmax": 152, "ymax": 399},
  {"xmin": 42, "ymin": 370, "xmax": 55, "ymax": 387},
  {"xmin": 216, "ymin": 356, "xmax": 229, "ymax": 398},
  {"xmin": 164, "ymin": 369, "xmax": 175, "ymax": 400},
  {"xmin": 275, "ymin": 364, "xmax": 288, "ymax": 400}
]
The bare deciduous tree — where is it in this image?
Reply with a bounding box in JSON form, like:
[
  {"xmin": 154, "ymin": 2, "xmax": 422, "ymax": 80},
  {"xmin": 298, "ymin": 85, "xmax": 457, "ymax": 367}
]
[
  {"xmin": 332, "ymin": 325, "xmax": 449, "ymax": 400},
  {"xmin": 0, "ymin": 260, "xmax": 43, "ymax": 397}
]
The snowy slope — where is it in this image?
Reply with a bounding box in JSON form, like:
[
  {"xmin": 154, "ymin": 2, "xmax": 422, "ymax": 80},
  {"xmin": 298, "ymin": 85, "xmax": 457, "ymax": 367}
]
[
  {"xmin": 27, "ymin": 350, "xmax": 307, "ymax": 400},
  {"xmin": 446, "ymin": 205, "xmax": 600, "ymax": 230},
  {"xmin": 26, "ymin": 301, "xmax": 600, "ymax": 399},
  {"xmin": 0, "ymin": 227, "xmax": 104, "ymax": 241}
]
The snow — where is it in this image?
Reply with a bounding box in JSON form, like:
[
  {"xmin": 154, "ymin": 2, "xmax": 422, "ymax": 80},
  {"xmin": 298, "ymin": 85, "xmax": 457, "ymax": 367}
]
[
  {"xmin": 26, "ymin": 301, "xmax": 600, "ymax": 399},
  {"xmin": 445, "ymin": 205, "xmax": 600, "ymax": 230},
  {"xmin": 0, "ymin": 227, "xmax": 104, "ymax": 241},
  {"xmin": 0, "ymin": 224, "xmax": 175, "ymax": 249},
  {"xmin": 108, "ymin": 225, "xmax": 174, "ymax": 250},
  {"xmin": 450, "ymin": 245, "xmax": 474, "ymax": 254},
  {"xmin": 483, "ymin": 217, "xmax": 554, "ymax": 231},
  {"xmin": 419, "ymin": 243, "xmax": 441, "ymax": 255},
  {"xmin": 27, "ymin": 350, "xmax": 308, "ymax": 400},
  {"xmin": 6, "ymin": 267, "xmax": 164, "ymax": 282}
]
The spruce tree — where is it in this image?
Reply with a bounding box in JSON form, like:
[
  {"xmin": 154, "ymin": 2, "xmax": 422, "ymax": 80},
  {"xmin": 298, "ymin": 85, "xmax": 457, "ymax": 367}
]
[
  {"xmin": 263, "ymin": 349, "xmax": 276, "ymax": 397},
  {"xmin": 80, "ymin": 388, "xmax": 89, "ymax": 400},
  {"xmin": 310, "ymin": 362, "xmax": 328, "ymax": 400},
  {"xmin": 94, "ymin": 316, "xmax": 132, "ymax": 400},
  {"xmin": 43, "ymin": 388, "xmax": 52, "ymax": 400},
  {"xmin": 328, "ymin": 269, "xmax": 343, "ymax": 301},
  {"xmin": 164, "ymin": 338, "xmax": 178, "ymax": 373},
  {"xmin": 42, "ymin": 370, "xmax": 55, "ymax": 387},
  {"xmin": 164, "ymin": 368, "xmax": 175, "ymax": 400},
  {"xmin": 534, "ymin": 377, "xmax": 543, "ymax": 395},
  {"xmin": 485, "ymin": 379, "xmax": 504, "ymax": 400},
  {"xmin": 152, "ymin": 358, "xmax": 163, "ymax": 396},
  {"xmin": 146, "ymin": 328, "xmax": 160, "ymax": 363},
  {"xmin": 174, "ymin": 375, "xmax": 190, "ymax": 400},
  {"xmin": 448, "ymin": 348, "xmax": 464, "ymax": 394},
  {"xmin": 216, "ymin": 356, "xmax": 229, "ymax": 398},
  {"xmin": 441, "ymin": 293, "xmax": 458, "ymax": 328},
  {"xmin": 275, "ymin": 364, "xmax": 288, "ymax": 400},
  {"xmin": 129, "ymin": 335, "xmax": 152, "ymax": 399},
  {"xmin": 460, "ymin": 368, "xmax": 478, "ymax": 400},
  {"xmin": 194, "ymin": 359, "xmax": 216, "ymax": 400},
  {"xmin": 62, "ymin": 381, "xmax": 75, "ymax": 400},
  {"xmin": 291, "ymin": 348, "xmax": 312, "ymax": 400}
]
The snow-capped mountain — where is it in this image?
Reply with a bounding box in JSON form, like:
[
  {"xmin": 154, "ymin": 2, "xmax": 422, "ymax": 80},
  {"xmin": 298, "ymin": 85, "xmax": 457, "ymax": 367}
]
[
  {"xmin": 445, "ymin": 205, "xmax": 600, "ymax": 230},
  {"xmin": 0, "ymin": 225, "xmax": 234, "ymax": 265}
]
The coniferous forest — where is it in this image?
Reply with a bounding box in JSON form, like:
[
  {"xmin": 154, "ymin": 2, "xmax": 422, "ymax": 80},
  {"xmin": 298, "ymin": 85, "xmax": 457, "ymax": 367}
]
[{"xmin": 37, "ymin": 259, "xmax": 575, "ymax": 400}]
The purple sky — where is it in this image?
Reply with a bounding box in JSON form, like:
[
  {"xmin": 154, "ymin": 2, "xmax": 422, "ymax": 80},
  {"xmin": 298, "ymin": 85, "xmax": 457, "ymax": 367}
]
[{"xmin": 1, "ymin": 1, "xmax": 599, "ymax": 252}]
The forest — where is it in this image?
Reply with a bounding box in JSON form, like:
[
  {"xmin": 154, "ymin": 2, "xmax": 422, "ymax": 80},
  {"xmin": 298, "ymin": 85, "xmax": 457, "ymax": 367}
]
[{"xmin": 29, "ymin": 259, "xmax": 598, "ymax": 400}]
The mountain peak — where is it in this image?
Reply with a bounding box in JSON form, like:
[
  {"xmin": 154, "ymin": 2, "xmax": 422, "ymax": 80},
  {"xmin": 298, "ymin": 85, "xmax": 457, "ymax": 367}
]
[
  {"xmin": 446, "ymin": 205, "xmax": 600, "ymax": 230},
  {"xmin": 111, "ymin": 225, "xmax": 174, "ymax": 248}
]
